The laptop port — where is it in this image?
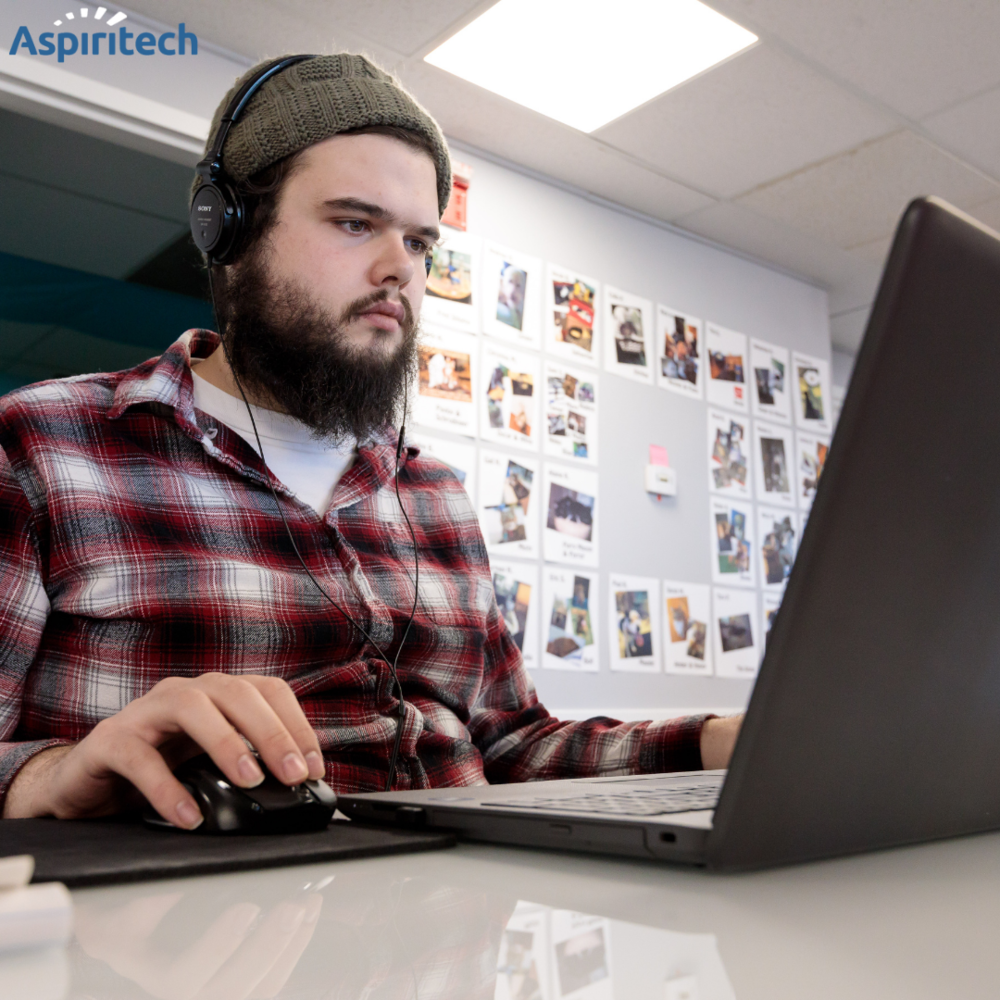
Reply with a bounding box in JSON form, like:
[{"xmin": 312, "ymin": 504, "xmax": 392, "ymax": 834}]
[{"xmin": 660, "ymin": 832, "xmax": 677, "ymax": 843}]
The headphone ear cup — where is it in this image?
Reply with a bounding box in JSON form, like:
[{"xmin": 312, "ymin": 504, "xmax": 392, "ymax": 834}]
[{"xmin": 189, "ymin": 180, "xmax": 244, "ymax": 265}]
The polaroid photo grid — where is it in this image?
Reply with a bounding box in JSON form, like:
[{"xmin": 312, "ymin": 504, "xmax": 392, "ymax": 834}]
[
  {"xmin": 795, "ymin": 430, "xmax": 830, "ymax": 512},
  {"xmin": 546, "ymin": 264, "xmax": 600, "ymax": 368},
  {"xmin": 480, "ymin": 343, "xmax": 540, "ymax": 452},
  {"xmin": 705, "ymin": 323, "xmax": 748, "ymax": 412},
  {"xmin": 477, "ymin": 450, "xmax": 540, "ymax": 559},
  {"xmin": 422, "ymin": 228, "xmax": 481, "ymax": 333},
  {"xmin": 657, "ymin": 305, "xmax": 704, "ymax": 399},
  {"xmin": 752, "ymin": 419, "xmax": 795, "ymax": 509},
  {"xmin": 662, "ymin": 581, "xmax": 713, "ymax": 676},
  {"xmin": 757, "ymin": 506, "xmax": 798, "ymax": 592},
  {"xmin": 709, "ymin": 497, "xmax": 757, "ymax": 589},
  {"xmin": 407, "ymin": 433, "xmax": 477, "ymax": 505},
  {"xmin": 750, "ymin": 339, "xmax": 791, "ymax": 424},
  {"xmin": 608, "ymin": 575, "xmax": 661, "ymax": 673},
  {"xmin": 542, "ymin": 568, "xmax": 598, "ymax": 672},
  {"xmin": 413, "ymin": 326, "xmax": 478, "ymax": 437},
  {"xmin": 708, "ymin": 409, "xmax": 753, "ymax": 500},
  {"xmin": 712, "ymin": 586, "xmax": 760, "ymax": 679},
  {"xmin": 544, "ymin": 362, "xmax": 598, "ymax": 465},
  {"xmin": 481, "ymin": 243, "xmax": 542, "ymax": 349},
  {"xmin": 603, "ymin": 286, "xmax": 654, "ymax": 384},
  {"xmin": 543, "ymin": 464, "xmax": 598, "ymax": 568},
  {"xmin": 792, "ymin": 351, "xmax": 833, "ymax": 435}
]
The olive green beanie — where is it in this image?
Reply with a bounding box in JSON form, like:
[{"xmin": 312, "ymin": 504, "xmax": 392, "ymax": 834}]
[{"xmin": 202, "ymin": 53, "xmax": 452, "ymax": 215}]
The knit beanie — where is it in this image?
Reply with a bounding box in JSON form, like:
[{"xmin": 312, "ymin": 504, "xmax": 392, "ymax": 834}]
[{"xmin": 200, "ymin": 53, "xmax": 452, "ymax": 216}]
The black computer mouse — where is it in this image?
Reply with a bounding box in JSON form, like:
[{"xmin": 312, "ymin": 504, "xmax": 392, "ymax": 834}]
[{"xmin": 144, "ymin": 753, "xmax": 337, "ymax": 834}]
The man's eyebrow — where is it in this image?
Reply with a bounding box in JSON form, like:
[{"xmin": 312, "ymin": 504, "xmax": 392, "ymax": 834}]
[{"xmin": 322, "ymin": 197, "xmax": 440, "ymax": 242}]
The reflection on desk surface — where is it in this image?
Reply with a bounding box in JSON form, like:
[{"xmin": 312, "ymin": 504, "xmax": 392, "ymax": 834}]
[{"xmin": 4, "ymin": 831, "xmax": 1000, "ymax": 999}]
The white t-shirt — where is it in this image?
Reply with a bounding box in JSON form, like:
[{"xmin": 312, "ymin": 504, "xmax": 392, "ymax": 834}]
[{"xmin": 191, "ymin": 370, "xmax": 355, "ymax": 516}]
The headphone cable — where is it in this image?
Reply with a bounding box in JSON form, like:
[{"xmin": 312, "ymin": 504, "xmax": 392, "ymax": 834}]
[{"xmin": 206, "ymin": 269, "xmax": 417, "ymax": 793}]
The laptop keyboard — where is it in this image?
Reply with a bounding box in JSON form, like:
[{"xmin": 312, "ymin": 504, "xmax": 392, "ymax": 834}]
[{"xmin": 483, "ymin": 780, "xmax": 721, "ymax": 817}]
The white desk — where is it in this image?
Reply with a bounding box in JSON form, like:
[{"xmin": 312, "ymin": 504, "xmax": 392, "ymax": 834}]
[{"xmin": 4, "ymin": 830, "xmax": 1000, "ymax": 999}]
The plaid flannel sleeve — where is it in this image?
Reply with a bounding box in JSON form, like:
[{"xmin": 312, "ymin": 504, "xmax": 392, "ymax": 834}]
[
  {"xmin": 0, "ymin": 444, "xmax": 67, "ymax": 804},
  {"xmin": 469, "ymin": 594, "xmax": 713, "ymax": 783}
]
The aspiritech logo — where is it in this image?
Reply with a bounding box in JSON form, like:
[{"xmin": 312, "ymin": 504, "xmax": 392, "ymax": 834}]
[{"xmin": 8, "ymin": 6, "xmax": 198, "ymax": 63}]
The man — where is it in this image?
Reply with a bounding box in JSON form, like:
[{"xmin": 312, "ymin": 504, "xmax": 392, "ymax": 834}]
[{"xmin": 0, "ymin": 54, "xmax": 740, "ymax": 830}]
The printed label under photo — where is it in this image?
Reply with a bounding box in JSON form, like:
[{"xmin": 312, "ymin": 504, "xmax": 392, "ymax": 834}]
[
  {"xmin": 608, "ymin": 574, "xmax": 661, "ymax": 672},
  {"xmin": 545, "ymin": 263, "xmax": 600, "ymax": 368},
  {"xmin": 792, "ymin": 351, "xmax": 833, "ymax": 435},
  {"xmin": 481, "ymin": 242, "xmax": 542, "ymax": 349},
  {"xmin": 709, "ymin": 497, "xmax": 757, "ymax": 588},
  {"xmin": 542, "ymin": 567, "xmax": 599, "ymax": 672},
  {"xmin": 544, "ymin": 362, "xmax": 598, "ymax": 465},
  {"xmin": 750, "ymin": 338, "xmax": 791, "ymax": 424},
  {"xmin": 752, "ymin": 419, "xmax": 795, "ymax": 508},
  {"xmin": 662, "ymin": 580, "xmax": 713, "ymax": 676},
  {"xmin": 708, "ymin": 409, "xmax": 753, "ymax": 500},
  {"xmin": 480, "ymin": 343, "xmax": 541, "ymax": 451},
  {"xmin": 413, "ymin": 325, "xmax": 478, "ymax": 437},
  {"xmin": 705, "ymin": 323, "xmax": 748, "ymax": 412},
  {"xmin": 422, "ymin": 227, "xmax": 481, "ymax": 333},
  {"xmin": 543, "ymin": 464, "xmax": 598, "ymax": 567},
  {"xmin": 491, "ymin": 559, "xmax": 539, "ymax": 671},
  {"xmin": 477, "ymin": 449, "xmax": 540, "ymax": 558},
  {"xmin": 603, "ymin": 286, "xmax": 654, "ymax": 384},
  {"xmin": 757, "ymin": 506, "xmax": 798, "ymax": 592},
  {"xmin": 712, "ymin": 586, "xmax": 760, "ymax": 679},
  {"xmin": 657, "ymin": 305, "xmax": 704, "ymax": 400}
]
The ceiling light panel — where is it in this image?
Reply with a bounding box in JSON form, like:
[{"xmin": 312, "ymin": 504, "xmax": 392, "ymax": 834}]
[{"xmin": 425, "ymin": 0, "xmax": 758, "ymax": 133}]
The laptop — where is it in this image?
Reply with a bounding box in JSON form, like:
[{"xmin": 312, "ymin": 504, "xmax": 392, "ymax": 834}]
[{"xmin": 340, "ymin": 197, "xmax": 1000, "ymax": 871}]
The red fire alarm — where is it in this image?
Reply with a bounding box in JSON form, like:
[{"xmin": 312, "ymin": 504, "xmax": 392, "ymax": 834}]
[{"xmin": 441, "ymin": 160, "xmax": 473, "ymax": 232}]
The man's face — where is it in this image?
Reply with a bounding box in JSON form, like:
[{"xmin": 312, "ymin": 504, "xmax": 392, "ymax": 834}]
[{"xmin": 265, "ymin": 133, "xmax": 440, "ymax": 355}]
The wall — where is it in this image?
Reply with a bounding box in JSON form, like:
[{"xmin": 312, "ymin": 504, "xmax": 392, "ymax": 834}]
[{"xmin": 431, "ymin": 143, "xmax": 831, "ymax": 718}]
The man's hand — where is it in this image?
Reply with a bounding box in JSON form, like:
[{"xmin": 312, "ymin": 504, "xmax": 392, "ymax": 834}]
[
  {"xmin": 2, "ymin": 673, "xmax": 326, "ymax": 828},
  {"xmin": 700, "ymin": 714, "xmax": 743, "ymax": 770}
]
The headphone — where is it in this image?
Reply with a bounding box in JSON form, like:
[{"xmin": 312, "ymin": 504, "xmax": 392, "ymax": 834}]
[{"xmin": 191, "ymin": 53, "xmax": 436, "ymax": 278}]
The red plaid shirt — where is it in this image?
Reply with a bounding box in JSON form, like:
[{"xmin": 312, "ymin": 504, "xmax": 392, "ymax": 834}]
[{"xmin": 0, "ymin": 329, "xmax": 708, "ymax": 801}]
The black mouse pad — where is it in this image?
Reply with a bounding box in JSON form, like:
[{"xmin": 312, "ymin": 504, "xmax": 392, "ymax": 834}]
[{"xmin": 0, "ymin": 817, "xmax": 455, "ymax": 888}]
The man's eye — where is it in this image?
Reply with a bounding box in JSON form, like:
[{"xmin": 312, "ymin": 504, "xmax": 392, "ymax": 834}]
[
  {"xmin": 341, "ymin": 220, "xmax": 368, "ymax": 234},
  {"xmin": 407, "ymin": 239, "xmax": 428, "ymax": 254}
]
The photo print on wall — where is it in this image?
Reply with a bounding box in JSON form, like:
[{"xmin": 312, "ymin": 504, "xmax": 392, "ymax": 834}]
[
  {"xmin": 550, "ymin": 910, "xmax": 613, "ymax": 1000},
  {"xmin": 657, "ymin": 305, "xmax": 704, "ymax": 399},
  {"xmin": 662, "ymin": 580, "xmax": 713, "ymax": 676},
  {"xmin": 795, "ymin": 430, "xmax": 830, "ymax": 511},
  {"xmin": 757, "ymin": 506, "xmax": 798, "ymax": 592},
  {"xmin": 544, "ymin": 362, "xmax": 598, "ymax": 465},
  {"xmin": 542, "ymin": 567, "xmax": 598, "ymax": 671},
  {"xmin": 750, "ymin": 339, "xmax": 791, "ymax": 423},
  {"xmin": 477, "ymin": 450, "xmax": 540, "ymax": 558},
  {"xmin": 705, "ymin": 323, "xmax": 748, "ymax": 412},
  {"xmin": 752, "ymin": 419, "xmax": 795, "ymax": 508},
  {"xmin": 413, "ymin": 325, "xmax": 478, "ymax": 437},
  {"xmin": 792, "ymin": 352, "xmax": 833, "ymax": 435},
  {"xmin": 543, "ymin": 464, "xmax": 598, "ymax": 567},
  {"xmin": 608, "ymin": 575, "xmax": 661, "ymax": 672},
  {"xmin": 422, "ymin": 228, "xmax": 480, "ymax": 333},
  {"xmin": 482, "ymin": 243, "xmax": 542, "ymax": 349},
  {"xmin": 713, "ymin": 587, "xmax": 760, "ymax": 678},
  {"xmin": 546, "ymin": 263, "xmax": 600, "ymax": 368},
  {"xmin": 709, "ymin": 496, "xmax": 757, "ymax": 588},
  {"xmin": 603, "ymin": 286, "xmax": 654, "ymax": 384},
  {"xmin": 707, "ymin": 409, "xmax": 753, "ymax": 500},
  {"xmin": 480, "ymin": 343, "xmax": 540, "ymax": 451},
  {"xmin": 491, "ymin": 560, "xmax": 539, "ymax": 670}
]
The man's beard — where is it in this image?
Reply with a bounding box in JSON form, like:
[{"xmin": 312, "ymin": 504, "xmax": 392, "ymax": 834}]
[{"xmin": 214, "ymin": 252, "xmax": 418, "ymax": 444}]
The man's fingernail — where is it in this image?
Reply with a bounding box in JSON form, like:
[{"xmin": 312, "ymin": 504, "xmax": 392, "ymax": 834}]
[
  {"xmin": 237, "ymin": 753, "xmax": 265, "ymax": 786},
  {"xmin": 282, "ymin": 753, "xmax": 309, "ymax": 784},
  {"xmin": 305, "ymin": 751, "xmax": 324, "ymax": 778},
  {"xmin": 176, "ymin": 799, "xmax": 203, "ymax": 830}
]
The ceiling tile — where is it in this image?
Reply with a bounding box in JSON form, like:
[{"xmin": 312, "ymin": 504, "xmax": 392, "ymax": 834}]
[
  {"xmin": 709, "ymin": 0, "xmax": 1000, "ymax": 119},
  {"xmin": 827, "ymin": 266, "xmax": 883, "ymax": 318},
  {"xmin": 737, "ymin": 130, "xmax": 1000, "ymax": 250},
  {"xmin": 404, "ymin": 64, "xmax": 713, "ymax": 222},
  {"xmin": 595, "ymin": 43, "xmax": 893, "ymax": 199},
  {"xmin": 922, "ymin": 86, "xmax": 1000, "ymax": 182},
  {"xmin": 673, "ymin": 200, "xmax": 867, "ymax": 288},
  {"xmin": 272, "ymin": 0, "xmax": 492, "ymax": 58}
]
